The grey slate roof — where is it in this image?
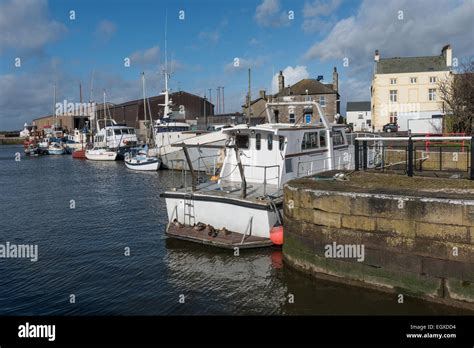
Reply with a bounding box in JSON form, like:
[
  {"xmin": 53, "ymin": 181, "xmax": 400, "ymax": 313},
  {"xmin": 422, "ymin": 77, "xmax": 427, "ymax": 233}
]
[
  {"xmin": 376, "ymin": 55, "xmax": 449, "ymax": 74},
  {"xmin": 346, "ymin": 101, "xmax": 371, "ymax": 112},
  {"xmin": 275, "ymin": 79, "xmax": 337, "ymax": 97}
]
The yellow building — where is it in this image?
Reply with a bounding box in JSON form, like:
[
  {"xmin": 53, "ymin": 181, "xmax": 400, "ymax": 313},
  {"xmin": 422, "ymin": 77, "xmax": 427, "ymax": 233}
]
[{"xmin": 371, "ymin": 45, "xmax": 453, "ymax": 133}]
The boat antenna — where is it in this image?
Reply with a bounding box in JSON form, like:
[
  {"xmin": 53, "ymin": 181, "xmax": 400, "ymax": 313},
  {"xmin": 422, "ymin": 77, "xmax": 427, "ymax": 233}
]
[{"xmin": 142, "ymin": 72, "xmax": 148, "ymax": 145}]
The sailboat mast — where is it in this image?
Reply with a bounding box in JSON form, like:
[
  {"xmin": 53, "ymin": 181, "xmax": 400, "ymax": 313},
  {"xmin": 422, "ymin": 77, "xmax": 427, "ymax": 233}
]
[{"xmin": 142, "ymin": 72, "xmax": 148, "ymax": 145}]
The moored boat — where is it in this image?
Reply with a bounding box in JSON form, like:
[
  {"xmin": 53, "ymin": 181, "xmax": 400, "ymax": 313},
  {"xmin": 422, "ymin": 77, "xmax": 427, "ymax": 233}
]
[
  {"xmin": 161, "ymin": 101, "xmax": 355, "ymax": 249},
  {"xmin": 85, "ymin": 147, "xmax": 117, "ymax": 161},
  {"xmin": 47, "ymin": 142, "xmax": 65, "ymax": 155}
]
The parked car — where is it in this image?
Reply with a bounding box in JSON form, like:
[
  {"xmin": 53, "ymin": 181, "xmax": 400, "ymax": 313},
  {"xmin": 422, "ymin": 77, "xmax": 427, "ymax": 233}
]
[{"xmin": 383, "ymin": 123, "xmax": 399, "ymax": 133}]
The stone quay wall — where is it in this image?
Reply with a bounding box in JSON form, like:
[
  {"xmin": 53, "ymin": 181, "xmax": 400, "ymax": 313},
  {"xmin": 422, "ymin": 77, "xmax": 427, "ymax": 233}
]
[{"xmin": 283, "ymin": 178, "xmax": 474, "ymax": 310}]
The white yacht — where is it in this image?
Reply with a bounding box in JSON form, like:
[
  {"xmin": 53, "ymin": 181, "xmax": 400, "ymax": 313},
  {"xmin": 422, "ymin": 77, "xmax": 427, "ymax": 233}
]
[
  {"xmin": 93, "ymin": 118, "xmax": 138, "ymax": 159},
  {"xmin": 161, "ymin": 101, "xmax": 354, "ymax": 249}
]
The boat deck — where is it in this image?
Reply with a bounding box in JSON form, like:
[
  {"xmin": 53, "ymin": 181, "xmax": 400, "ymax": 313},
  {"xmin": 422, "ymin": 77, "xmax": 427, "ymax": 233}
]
[{"xmin": 166, "ymin": 223, "xmax": 273, "ymax": 249}]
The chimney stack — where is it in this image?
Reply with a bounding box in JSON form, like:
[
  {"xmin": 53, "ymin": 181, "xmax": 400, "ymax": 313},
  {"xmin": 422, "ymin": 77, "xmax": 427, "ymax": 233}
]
[
  {"xmin": 442, "ymin": 44, "xmax": 452, "ymax": 67},
  {"xmin": 374, "ymin": 50, "xmax": 380, "ymax": 62},
  {"xmin": 332, "ymin": 67, "xmax": 338, "ymax": 92},
  {"xmin": 278, "ymin": 71, "xmax": 285, "ymax": 93},
  {"xmin": 259, "ymin": 90, "xmax": 266, "ymax": 99}
]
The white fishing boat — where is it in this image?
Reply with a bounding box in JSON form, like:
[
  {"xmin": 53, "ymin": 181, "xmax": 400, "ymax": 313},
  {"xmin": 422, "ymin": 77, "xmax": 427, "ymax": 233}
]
[
  {"xmin": 85, "ymin": 147, "xmax": 117, "ymax": 161},
  {"xmin": 125, "ymin": 73, "xmax": 161, "ymax": 172},
  {"xmin": 161, "ymin": 101, "xmax": 355, "ymax": 249}
]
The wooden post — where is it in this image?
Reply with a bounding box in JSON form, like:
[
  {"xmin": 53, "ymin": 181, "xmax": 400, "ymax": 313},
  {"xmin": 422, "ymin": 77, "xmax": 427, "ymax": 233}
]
[
  {"xmin": 234, "ymin": 146, "xmax": 247, "ymax": 198},
  {"xmin": 362, "ymin": 141, "xmax": 368, "ymax": 170},
  {"xmin": 182, "ymin": 145, "xmax": 196, "ymax": 191}
]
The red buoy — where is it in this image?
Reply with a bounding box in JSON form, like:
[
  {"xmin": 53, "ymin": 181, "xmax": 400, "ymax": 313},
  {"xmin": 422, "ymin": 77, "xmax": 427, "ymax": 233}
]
[{"xmin": 270, "ymin": 225, "xmax": 284, "ymax": 245}]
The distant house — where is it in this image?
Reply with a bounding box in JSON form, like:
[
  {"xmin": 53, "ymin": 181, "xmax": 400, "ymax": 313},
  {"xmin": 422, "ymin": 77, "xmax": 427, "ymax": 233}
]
[
  {"xmin": 242, "ymin": 68, "xmax": 340, "ymax": 124},
  {"xmin": 346, "ymin": 102, "xmax": 371, "ymax": 132},
  {"xmin": 371, "ymin": 45, "xmax": 452, "ymax": 133}
]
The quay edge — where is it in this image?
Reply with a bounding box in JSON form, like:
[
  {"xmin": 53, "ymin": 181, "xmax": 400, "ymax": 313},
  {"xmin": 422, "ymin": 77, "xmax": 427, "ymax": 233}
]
[{"xmin": 282, "ymin": 171, "xmax": 474, "ymax": 311}]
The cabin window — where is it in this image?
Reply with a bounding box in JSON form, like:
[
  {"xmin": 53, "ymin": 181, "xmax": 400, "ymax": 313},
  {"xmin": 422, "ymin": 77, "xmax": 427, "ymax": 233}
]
[
  {"xmin": 319, "ymin": 131, "xmax": 327, "ymax": 147},
  {"xmin": 279, "ymin": 136, "xmax": 285, "ymax": 151},
  {"xmin": 332, "ymin": 130, "xmax": 345, "ymax": 146},
  {"xmin": 114, "ymin": 129, "xmax": 122, "ymax": 135},
  {"xmin": 107, "ymin": 129, "xmax": 113, "ymax": 137},
  {"xmin": 289, "ymin": 113, "xmax": 295, "ymax": 123},
  {"xmin": 235, "ymin": 134, "xmax": 249, "ymax": 149},
  {"xmin": 301, "ymin": 132, "xmax": 319, "ymax": 150},
  {"xmin": 255, "ymin": 133, "xmax": 261, "ymax": 150},
  {"xmin": 267, "ymin": 134, "xmax": 273, "ymax": 150},
  {"xmin": 285, "ymin": 158, "xmax": 293, "ymax": 173}
]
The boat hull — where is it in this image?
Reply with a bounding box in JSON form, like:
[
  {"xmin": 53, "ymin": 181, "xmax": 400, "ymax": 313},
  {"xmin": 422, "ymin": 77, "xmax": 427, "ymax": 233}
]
[
  {"xmin": 72, "ymin": 149, "xmax": 86, "ymax": 159},
  {"xmin": 162, "ymin": 192, "xmax": 280, "ymax": 239},
  {"xmin": 85, "ymin": 151, "xmax": 117, "ymax": 161},
  {"xmin": 47, "ymin": 149, "xmax": 65, "ymax": 155},
  {"xmin": 125, "ymin": 157, "xmax": 161, "ymax": 171}
]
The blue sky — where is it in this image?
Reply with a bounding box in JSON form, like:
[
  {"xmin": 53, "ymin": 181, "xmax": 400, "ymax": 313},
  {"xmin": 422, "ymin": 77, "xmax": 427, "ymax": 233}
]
[{"xmin": 1, "ymin": 0, "xmax": 473, "ymax": 130}]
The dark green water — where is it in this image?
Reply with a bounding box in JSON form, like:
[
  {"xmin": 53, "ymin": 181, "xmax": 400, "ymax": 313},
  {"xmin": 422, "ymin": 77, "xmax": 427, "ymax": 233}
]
[{"xmin": 0, "ymin": 145, "xmax": 470, "ymax": 315}]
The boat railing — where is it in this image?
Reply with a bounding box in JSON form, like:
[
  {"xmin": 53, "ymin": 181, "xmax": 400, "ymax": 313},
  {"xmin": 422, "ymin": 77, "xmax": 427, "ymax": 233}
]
[
  {"xmin": 241, "ymin": 164, "xmax": 280, "ymax": 196},
  {"xmin": 296, "ymin": 152, "xmax": 355, "ymax": 177}
]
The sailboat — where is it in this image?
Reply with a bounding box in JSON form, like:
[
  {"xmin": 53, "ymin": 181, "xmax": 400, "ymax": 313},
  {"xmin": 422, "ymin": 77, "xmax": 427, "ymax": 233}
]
[{"xmin": 125, "ymin": 73, "xmax": 161, "ymax": 171}]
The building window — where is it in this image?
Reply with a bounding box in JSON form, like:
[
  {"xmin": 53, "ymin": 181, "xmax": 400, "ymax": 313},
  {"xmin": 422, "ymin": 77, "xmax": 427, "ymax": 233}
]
[
  {"xmin": 430, "ymin": 76, "xmax": 437, "ymax": 84},
  {"xmin": 255, "ymin": 133, "xmax": 261, "ymax": 150},
  {"xmin": 410, "ymin": 77, "xmax": 417, "ymax": 84},
  {"xmin": 358, "ymin": 113, "xmax": 364, "ymax": 119},
  {"xmin": 428, "ymin": 88, "xmax": 436, "ymax": 101},
  {"xmin": 267, "ymin": 133, "xmax": 273, "ymax": 151},
  {"xmin": 289, "ymin": 113, "xmax": 295, "ymax": 123},
  {"xmin": 389, "ymin": 90, "xmax": 397, "ymax": 102},
  {"xmin": 274, "ymin": 110, "xmax": 279, "ymax": 123},
  {"xmin": 389, "ymin": 112, "xmax": 398, "ymax": 123},
  {"xmin": 319, "ymin": 131, "xmax": 326, "ymax": 147},
  {"xmin": 305, "ymin": 95, "xmax": 311, "ymax": 102},
  {"xmin": 319, "ymin": 95, "xmax": 326, "ymax": 107},
  {"xmin": 390, "ymin": 78, "xmax": 397, "ymax": 85},
  {"xmin": 301, "ymin": 132, "xmax": 319, "ymax": 150}
]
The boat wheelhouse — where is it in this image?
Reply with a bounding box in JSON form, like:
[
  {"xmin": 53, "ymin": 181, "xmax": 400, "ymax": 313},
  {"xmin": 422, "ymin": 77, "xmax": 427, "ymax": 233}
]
[
  {"xmin": 93, "ymin": 118, "xmax": 138, "ymax": 158},
  {"xmin": 161, "ymin": 101, "xmax": 354, "ymax": 248}
]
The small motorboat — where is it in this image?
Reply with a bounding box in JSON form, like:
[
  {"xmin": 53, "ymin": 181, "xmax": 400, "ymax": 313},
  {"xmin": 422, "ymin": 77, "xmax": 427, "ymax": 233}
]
[
  {"xmin": 124, "ymin": 145, "xmax": 160, "ymax": 171},
  {"xmin": 47, "ymin": 142, "xmax": 65, "ymax": 155},
  {"xmin": 124, "ymin": 153, "xmax": 161, "ymax": 171},
  {"xmin": 85, "ymin": 147, "xmax": 117, "ymax": 161}
]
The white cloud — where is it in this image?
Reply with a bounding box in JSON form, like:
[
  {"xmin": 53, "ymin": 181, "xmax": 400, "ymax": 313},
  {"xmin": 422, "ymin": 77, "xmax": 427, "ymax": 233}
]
[
  {"xmin": 130, "ymin": 46, "xmax": 160, "ymax": 66},
  {"xmin": 303, "ymin": 0, "xmax": 474, "ymax": 63},
  {"xmin": 303, "ymin": 0, "xmax": 341, "ymax": 17},
  {"xmin": 271, "ymin": 66, "xmax": 310, "ymax": 93},
  {"xmin": 254, "ymin": 0, "xmax": 290, "ymax": 28},
  {"xmin": 199, "ymin": 30, "xmax": 220, "ymax": 44},
  {"xmin": 95, "ymin": 20, "xmax": 117, "ymax": 41},
  {"xmin": 0, "ymin": 0, "xmax": 66, "ymax": 54}
]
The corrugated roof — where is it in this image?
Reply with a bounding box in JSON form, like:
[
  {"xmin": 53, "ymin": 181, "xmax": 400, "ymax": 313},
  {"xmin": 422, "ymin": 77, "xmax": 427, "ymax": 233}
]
[
  {"xmin": 346, "ymin": 101, "xmax": 371, "ymax": 112},
  {"xmin": 376, "ymin": 55, "xmax": 449, "ymax": 74},
  {"xmin": 275, "ymin": 79, "xmax": 337, "ymax": 97}
]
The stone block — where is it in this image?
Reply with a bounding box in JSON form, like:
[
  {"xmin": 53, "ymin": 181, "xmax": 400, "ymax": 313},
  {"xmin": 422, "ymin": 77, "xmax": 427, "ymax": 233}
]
[
  {"xmin": 416, "ymin": 222, "xmax": 469, "ymax": 243},
  {"xmin": 342, "ymin": 215, "xmax": 376, "ymax": 232},
  {"xmin": 376, "ymin": 217, "xmax": 416, "ymax": 238}
]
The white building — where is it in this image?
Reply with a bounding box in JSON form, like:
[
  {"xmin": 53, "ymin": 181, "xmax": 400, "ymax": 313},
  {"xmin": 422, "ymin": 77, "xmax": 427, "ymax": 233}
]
[
  {"xmin": 371, "ymin": 45, "xmax": 453, "ymax": 134},
  {"xmin": 346, "ymin": 102, "xmax": 371, "ymax": 132}
]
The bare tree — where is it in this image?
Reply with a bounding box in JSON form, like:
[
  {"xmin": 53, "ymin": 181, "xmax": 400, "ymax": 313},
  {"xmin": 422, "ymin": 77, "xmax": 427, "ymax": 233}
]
[{"xmin": 438, "ymin": 59, "xmax": 474, "ymax": 135}]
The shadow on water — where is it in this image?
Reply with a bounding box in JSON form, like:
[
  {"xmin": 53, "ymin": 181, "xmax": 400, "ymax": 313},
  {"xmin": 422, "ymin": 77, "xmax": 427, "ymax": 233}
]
[{"xmin": 0, "ymin": 145, "xmax": 471, "ymax": 315}]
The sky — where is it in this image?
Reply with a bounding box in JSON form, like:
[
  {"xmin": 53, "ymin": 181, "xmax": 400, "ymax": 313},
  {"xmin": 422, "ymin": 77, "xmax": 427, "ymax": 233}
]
[{"xmin": 0, "ymin": 0, "xmax": 473, "ymax": 130}]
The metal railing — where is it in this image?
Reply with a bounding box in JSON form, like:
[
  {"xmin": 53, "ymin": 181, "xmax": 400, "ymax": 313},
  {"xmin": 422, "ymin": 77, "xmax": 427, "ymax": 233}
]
[
  {"xmin": 354, "ymin": 136, "xmax": 474, "ymax": 179},
  {"xmin": 241, "ymin": 164, "xmax": 280, "ymax": 195}
]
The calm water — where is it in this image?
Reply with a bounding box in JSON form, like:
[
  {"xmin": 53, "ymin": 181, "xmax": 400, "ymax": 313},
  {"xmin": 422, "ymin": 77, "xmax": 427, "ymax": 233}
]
[{"xmin": 0, "ymin": 145, "xmax": 469, "ymax": 315}]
